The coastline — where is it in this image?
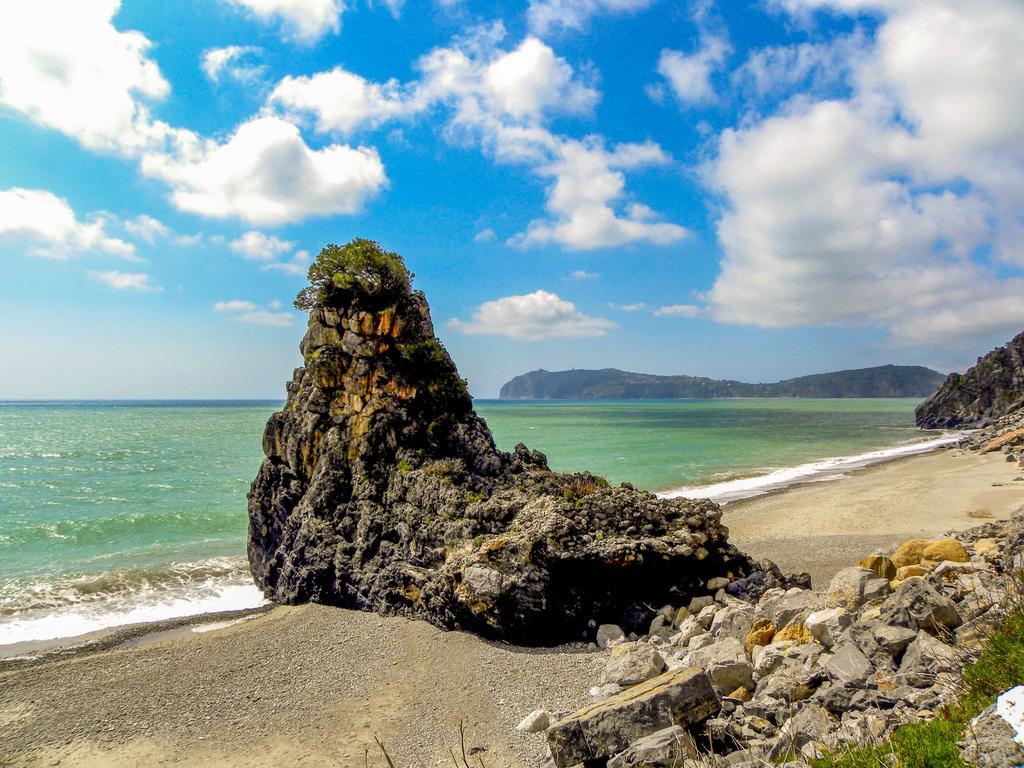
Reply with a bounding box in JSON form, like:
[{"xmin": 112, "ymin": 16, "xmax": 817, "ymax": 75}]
[{"xmin": 4, "ymin": 446, "xmax": 1023, "ymax": 766}]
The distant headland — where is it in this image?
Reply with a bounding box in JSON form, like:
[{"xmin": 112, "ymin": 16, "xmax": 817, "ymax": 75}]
[{"xmin": 498, "ymin": 364, "xmax": 947, "ymax": 400}]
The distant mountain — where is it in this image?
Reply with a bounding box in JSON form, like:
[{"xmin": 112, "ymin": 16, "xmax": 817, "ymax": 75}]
[
  {"xmin": 498, "ymin": 365, "xmax": 947, "ymax": 400},
  {"xmin": 916, "ymin": 330, "xmax": 1024, "ymax": 429}
]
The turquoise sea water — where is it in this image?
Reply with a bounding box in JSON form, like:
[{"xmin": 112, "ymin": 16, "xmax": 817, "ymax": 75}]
[{"xmin": 0, "ymin": 398, "xmax": 948, "ymax": 645}]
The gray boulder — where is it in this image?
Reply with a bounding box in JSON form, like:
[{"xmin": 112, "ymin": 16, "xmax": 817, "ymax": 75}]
[
  {"xmin": 959, "ymin": 703, "xmax": 1024, "ymax": 768},
  {"xmin": 898, "ymin": 630, "xmax": 957, "ymax": 688},
  {"xmin": 806, "ymin": 607, "xmax": 852, "ymax": 649},
  {"xmin": 711, "ymin": 605, "xmax": 756, "ymax": 642},
  {"xmin": 878, "ymin": 580, "xmax": 962, "ymax": 633},
  {"xmin": 597, "ymin": 624, "xmax": 626, "ymax": 649},
  {"xmin": 603, "ymin": 644, "xmax": 666, "ymax": 686},
  {"xmin": 546, "ymin": 667, "xmax": 719, "ymax": 767},
  {"xmin": 772, "ymin": 703, "xmax": 834, "ymax": 760},
  {"xmin": 606, "ymin": 725, "xmax": 696, "ymax": 767},
  {"xmin": 762, "ymin": 589, "xmax": 822, "ymax": 628},
  {"xmin": 826, "ymin": 567, "xmax": 875, "ymax": 610},
  {"xmin": 516, "ymin": 709, "xmax": 551, "ymax": 733},
  {"xmin": 691, "ymin": 637, "xmax": 755, "ymax": 693},
  {"xmin": 824, "ymin": 643, "xmax": 874, "ymax": 685}
]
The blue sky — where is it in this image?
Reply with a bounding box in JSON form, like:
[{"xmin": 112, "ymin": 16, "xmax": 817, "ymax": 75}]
[{"xmin": 1, "ymin": 0, "xmax": 1022, "ymax": 398}]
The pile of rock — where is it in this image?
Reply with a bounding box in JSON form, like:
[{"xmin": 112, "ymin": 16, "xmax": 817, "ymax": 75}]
[
  {"xmin": 524, "ymin": 513, "xmax": 1024, "ymax": 767},
  {"xmin": 957, "ymin": 407, "xmax": 1024, "ymax": 471}
]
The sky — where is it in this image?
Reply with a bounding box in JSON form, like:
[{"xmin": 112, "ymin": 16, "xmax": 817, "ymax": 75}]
[{"xmin": 0, "ymin": 0, "xmax": 1022, "ymax": 399}]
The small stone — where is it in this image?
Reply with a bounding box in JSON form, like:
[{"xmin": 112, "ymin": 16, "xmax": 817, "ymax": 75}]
[
  {"xmin": 688, "ymin": 595, "xmax": 714, "ymax": 614},
  {"xmin": 922, "ymin": 538, "xmax": 969, "ymax": 564},
  {"xmin": 516, "ymin": 709, "xmax": 551, "ymax": 733},
  {"xmin": 806, "ymin": 608, "xmax": 851, "ymax": 650},
  {"xmin": 726, "ymin": 686, "xmax": 753, "ymax": 703},
  {"xmin": 590, "ymin": 683, "xmax": 623, "ymax": 700},
  {"xmin": 707, "ymin": 576, "xmax": 730, "ymax": 591},
  {"xmin": 596, "ymin": 624, "xmax": 625, "ymax": 649}
]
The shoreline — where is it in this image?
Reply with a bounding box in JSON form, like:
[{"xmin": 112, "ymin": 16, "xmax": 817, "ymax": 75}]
[
  {"xmin": 4, "ymin": 446, "xmax": 1024, "ymax": 766},
  {"xmin": 0, "ymin": 432, "xmax": 970, "ymax": 654}
]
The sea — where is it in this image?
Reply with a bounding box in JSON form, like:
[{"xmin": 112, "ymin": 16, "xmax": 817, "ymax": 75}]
[{"xmin": 0, "ymin": 398, "xmax": 959, "ymax": 646}]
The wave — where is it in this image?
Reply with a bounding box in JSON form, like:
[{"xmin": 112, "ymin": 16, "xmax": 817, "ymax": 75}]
[
  {"xmin": 657, "ymin": 433, "xmax": 965, "ymax": 504},
  {"xmin": 0, "ymin": 557, "xmax": 266, "ymax": 646}
]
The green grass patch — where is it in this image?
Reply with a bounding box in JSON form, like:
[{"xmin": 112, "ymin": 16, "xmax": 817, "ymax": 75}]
[{"xmin": 812, "ymin": 596, "xmax": 1024, "ymax": 768}]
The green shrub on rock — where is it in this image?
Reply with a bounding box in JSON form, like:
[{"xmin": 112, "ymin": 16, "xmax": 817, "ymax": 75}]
[{"xmin": 295, "ymin": 239, "xmax": 411, "ymax": 310}]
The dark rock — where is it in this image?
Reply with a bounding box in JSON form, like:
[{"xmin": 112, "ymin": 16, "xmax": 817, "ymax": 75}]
[
  {"xmin": 897, "ymin": 631, "xmax": 958, "ymax": 688},
  {"xmin": 916, "ymin": 329, "xmax": 1024, "ymax": 428},
  {"xmin": 606, "ymin": 725, "xmax": 697, "ymax": 768},
  {"xmin": 247, "ymin": 241, "xmax": 755, "ymax": 644},
  {"xmin": 546, "ymin": 667, "xmax": 719, "ymax": 767},
  {"xmin": 877, "ymin": 580, "xmax": 962, "ymax": 634}
]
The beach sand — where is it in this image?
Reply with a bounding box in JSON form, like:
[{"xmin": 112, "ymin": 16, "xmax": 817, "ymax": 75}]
[{"xmin": 3, "ymin": 447, "xmax": 1023, "ymax": 767}]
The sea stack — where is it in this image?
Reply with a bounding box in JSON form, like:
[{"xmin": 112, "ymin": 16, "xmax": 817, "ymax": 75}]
[
  {"xmin": 247, "ymin": 239, "xmax": 756, "ymax": 644},
  {"xmin": 916, "ymin": 329, "xmax": 1024, "ymax": 429}
]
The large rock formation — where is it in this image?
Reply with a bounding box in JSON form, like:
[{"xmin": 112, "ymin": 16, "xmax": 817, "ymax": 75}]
[
  {"xmin": 916, "ymin": 330, "xmax": 1024, "ymax": 429},
  {"xmin": 247, "ymin": 240, "xmax": 756, "ymax": 645}
]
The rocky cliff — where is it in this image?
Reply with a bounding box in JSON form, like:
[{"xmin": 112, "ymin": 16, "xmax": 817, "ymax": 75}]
[
  {"xmin": 248, "ymin": 240, "xmax": 761, "ymax": 645},
  {"xmin": 916, "ymin": 330, "xmax": 1024, "ymax": 429}
]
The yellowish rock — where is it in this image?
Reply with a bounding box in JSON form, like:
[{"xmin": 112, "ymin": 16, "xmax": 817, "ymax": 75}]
[
  {"xmin": 773, "ymin": 623, "xmax": 813, "ymax": 645},
  {"xmin": 744, "ymin": 618, "xmax": 776, "ymax": 654},
  {"xmin": 922, "ymin": 539, "xmax": 969, "ymax": 564},
  {"xmin": 859, "ymin": 555, "xmax": 897, "ymax": 581},
  {"xmin": 895, "ymin": 564, "xmax": 929, "ymax": 581},
  {"xmin": 726, "ymin": 686, "xmax": 752, "ymax": 702},
  {"xmin": 975, "ymin": 538, "xmax": 1000, "ymax": 557},
  {"xmin": 892, "ymin": 538, "xmax": 931, "ymax": 568}
]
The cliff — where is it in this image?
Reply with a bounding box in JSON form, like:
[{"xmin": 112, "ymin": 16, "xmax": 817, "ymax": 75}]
[
  {"xmin": 916, "ymin": 330, "xmax": 1024, "ymax": 429},
  {"xmin": 247, "ymin": 240, "xmax": 765, "ymax": 645},
  {"xmin": 499, "ymin": 365, "xmax": 946, "ymax": 400}
]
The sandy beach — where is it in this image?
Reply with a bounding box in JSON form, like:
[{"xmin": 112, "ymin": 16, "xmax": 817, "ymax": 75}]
[{"xmin": 3, "ymin": 447, "xmax": 1023, "ymax": 768}]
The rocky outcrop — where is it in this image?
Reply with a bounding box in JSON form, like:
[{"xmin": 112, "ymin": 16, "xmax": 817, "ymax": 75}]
[
  {"xmin": 917, "ymin": 329, "xmax": 1024, "ymax": 429},
  {"xmin": 247, "ymin": 240, "xmax": 756, "ymax": 645},
  {"xmin": 528, "ymin": 510, "xmax": 1024, "ymax": 767}
]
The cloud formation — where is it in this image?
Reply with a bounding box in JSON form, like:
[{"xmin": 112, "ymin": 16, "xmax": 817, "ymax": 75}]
[
  {"xmin": 223, "ymin": 0, "xmax": 345, "ymax": 43},
  {"xmin": 449, "ymin": 290, "xmax": 615, "ymax": 340},
  {"xmin": 527, "ymin": 0, "xmax": 655, "ymax": 36},
  {"xmin": 705, "ymin": 0, "xmax": 1024, "ymax": 347},
  {"xmin": 202, "ymin": 46, "xmax": 266, "ymax": 84},
  {"xmin": 0, "ymin": 188, "xmax": 136, "ymax": 259},
  {"xmin": 89, "ymin": 270, "xmax": 162, "ymax": 292}
]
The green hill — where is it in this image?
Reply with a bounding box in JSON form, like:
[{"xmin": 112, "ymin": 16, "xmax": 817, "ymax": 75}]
[{"xmin": 498, "ymin": 365, "xmax": 947, "ymax": 400}]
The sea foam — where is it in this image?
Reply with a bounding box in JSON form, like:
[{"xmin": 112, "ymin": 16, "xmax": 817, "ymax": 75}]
[{"xmin": 657, "ymin": 433, "xmax": 964, "ymax": 504}]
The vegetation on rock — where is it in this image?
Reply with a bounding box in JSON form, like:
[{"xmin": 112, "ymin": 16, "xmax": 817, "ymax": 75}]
[{"xmin": 294, "ymin": 239, "xmax": 412, "ymax": 311}]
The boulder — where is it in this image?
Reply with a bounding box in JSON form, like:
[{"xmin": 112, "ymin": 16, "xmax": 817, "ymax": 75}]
[
  {"xmin": 858, "ymin": 555, "xmax": 897, "ymax": 581},
  {"xmin": 247, "ymin": 240, "xmax": 757, "ymax": 645},
  {"xmin": 898, "ymin": 630, "xmax": 957, "ymax": 687},
  {"xmin": 773, "ymin": 703, "xmax": 834, "ymax": 760},
  {"xmin": 892, "ymin": 538, "xmax": 931, "ymax": 569},
  {"xmin": 895, "ymin": 564, "xmax": 929, "ymax": 581},
  {"xmin": 824, "ymin": 643, "xmax": 874, "ymax": 685},
  {"xmin": 862, "ymin": 578, "xmax": 892, "ymax": 603},
  {"xmin": 878, "ymin": 580, "xmax": 962, "ymax": 633},
  {"xmin": 745, "ymin": 618, "xmax": 776, "ymax": 654},
  {"xmin": 922, "ymin": 539, "xmax": 969, "ymax": 564},
  {"xmin": 516, "ymin": 709, "xmax": 551, "ymax": 733},
  {"xmin": 597, "ymin": 624, "xmax": 625, "ymax": 649},
  {"xmin": 826, "ymin": 567, "xmax": 875, "ymax": 610},
  {"xmin": 672, "ymin": 616, "xmax": 705, "ymax": 648},
  {"xmin": 975, "ymin": 538, "xmax": 1000, "ymax": 557},
  {"xmin": 773, "ymin": 623, "xmax": 814, "ymax": 645},
  {"xmin": 603, "ymin": 645, "xmax": 666, "ymax": 687},
  {"xmin": 711, "ymin": 606, "xmax": 756, "ymax": 642},
  {"xmin": 606, "ymin": 726, "xmax": 697, "ymax": 768},
  {"xmin": 872, "ymin": 624, "xmax": 918, "ymax": 657},
  {"xmin": 691, "ymin": 637, "xmax": 755, "ymax": 693},
  {"xmin": 959, "ymin": 702, "xmax": 1024, "ymax": 768},
  {"xmin": 546, "ymin": 667, "xmax": 719, "ymax": 767},
  {"xmin": 760, "ymin": 589, "xmax": 821, "ymax": 629},
  {"xmin": 805, "ymin": 608, "xmax": 851, "ymax": 649}
]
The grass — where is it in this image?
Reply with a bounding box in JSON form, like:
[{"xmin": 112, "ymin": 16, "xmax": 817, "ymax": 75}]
[{"xmin": 811, "ymin": 594, "xmax": 1024, "ymax": 768}]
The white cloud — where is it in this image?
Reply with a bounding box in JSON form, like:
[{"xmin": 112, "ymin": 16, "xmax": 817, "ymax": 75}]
[
  {"xmin": 262, "ymin": 249, "xmax": 312, "ymax": 276},
  {"xmin": 733, "ymin": 33, "xmax": 866, "ymax": 99},
  {"xmin": 513, "ymin": 138, "xmax": 689, "ymax": 249},
  {"xmin": 653, "ymin": 304, "xmax": 704, "ymax": 317},
  {"xmin": 527, "ymin": 0, "xmax": 656, "ymax": 36},
  {"xmin": 611, "ymin": 301, "xmax": 646, "ymax": 312},
  {"xmin": 266, "ymin": 26, "xmax": 676, "ymax": 250},
  {"xmin": 214, "ymin": 300, "xmax": 259, "ymax": 312},
  {"xmin": 474, "ymin": 228, "xmax": 497, "ymax": 242},
  {"xmin": 214, "ymin": 299, "xmax": 294, "ymax": 326},
  {"xmin": 230, "ymin": 231, "xmax": 295, "ymax": 261},
  {"xmin": 570, "ymin": 269, "xmax": 600, "ymax": 279},
  {"xmin": 202, "ymin": 46, "xmax": 266, "ymax": 84},
  {"xmin": 123, "ymin": 214, "xmax": 170, "ymax": 244},
  {"xmin": 0, "ymin": 0, "xmax": 179, "ymax": 155},
  {"xmin": 704, "ymin": 0, "xmax": 1024, "ymax": 348},
  {"xmin": 0, "ymin": 188, "xmax": 136, "ymax": 259},
  {"xmin": 656, "ymin": 32, "xmax": 730, "ymax": 105},
  {"xmin": 270, "ymin": 68, "xmax": 417, "ymax": 136},
  {"xmin": 89, "ymin": 270, "xmax": 162, "ymax": 292},
  {"xmin": 224, "ymin": 0, "xmax": 346, "ymax": 43},
  {"xmin": 448, "ymin": 290, "xmax": 615, "ymax": 340},
  {"xmin": 140, "ymin": 116, "xmax": 386, "ymax": 225}
]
